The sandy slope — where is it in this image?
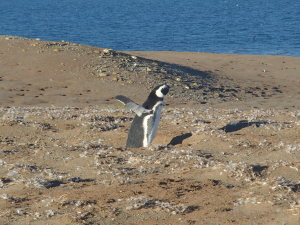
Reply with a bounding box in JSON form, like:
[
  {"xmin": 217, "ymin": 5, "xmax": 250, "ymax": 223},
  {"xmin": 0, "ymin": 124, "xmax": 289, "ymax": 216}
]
[
  {"xmin": 0, "ymin": 36, "xmax": 299, "ymax": 225},
  {"xmin": 124, "ymin": 51, "xmax": 300, "ymax": 109}
]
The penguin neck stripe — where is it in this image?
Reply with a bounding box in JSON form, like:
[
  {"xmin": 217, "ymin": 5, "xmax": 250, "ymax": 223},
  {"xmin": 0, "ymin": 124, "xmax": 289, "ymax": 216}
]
[{"xmin": 155, "ymin": 86, "xmax": 166, "ymax": 98}]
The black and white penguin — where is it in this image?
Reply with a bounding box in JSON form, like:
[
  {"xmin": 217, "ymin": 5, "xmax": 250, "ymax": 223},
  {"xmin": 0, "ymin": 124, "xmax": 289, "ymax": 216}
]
[{"xmin": 116, "ymin": 84, "xmax": 169, "ymax": 148}]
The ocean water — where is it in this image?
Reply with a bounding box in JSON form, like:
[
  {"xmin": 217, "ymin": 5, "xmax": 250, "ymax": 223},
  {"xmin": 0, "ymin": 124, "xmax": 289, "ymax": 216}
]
[{"xmin": 1, "ymin": 0, "xmax": 300, "ymax": 56}]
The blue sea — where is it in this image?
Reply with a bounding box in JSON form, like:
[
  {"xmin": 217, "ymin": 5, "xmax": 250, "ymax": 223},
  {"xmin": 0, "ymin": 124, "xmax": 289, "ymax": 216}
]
[{"xmin": 1, "ymin": 0, "xmax": 300, "ymax": 56}]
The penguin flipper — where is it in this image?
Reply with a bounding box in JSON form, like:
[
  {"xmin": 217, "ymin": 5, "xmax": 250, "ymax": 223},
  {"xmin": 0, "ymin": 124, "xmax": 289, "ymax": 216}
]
[
  {"xmin": 115, "ymin": 95, "xmax": 133, "ymax": 105},
  {"xmin": 115, "ymin": 95, "xmax": 153, "ymax": 117}
]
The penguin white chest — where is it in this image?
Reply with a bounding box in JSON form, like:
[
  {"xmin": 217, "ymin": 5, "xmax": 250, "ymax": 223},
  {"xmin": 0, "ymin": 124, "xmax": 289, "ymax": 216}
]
[{"xmin": 142, "ymin": 102, "xmax": 163, "ymax": 147}]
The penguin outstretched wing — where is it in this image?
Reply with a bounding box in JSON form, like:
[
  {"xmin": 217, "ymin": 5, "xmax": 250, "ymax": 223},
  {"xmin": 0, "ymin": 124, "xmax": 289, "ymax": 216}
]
[{"xmin": 115, "ymin": 95, "xmax": 153, "ymax": 117}]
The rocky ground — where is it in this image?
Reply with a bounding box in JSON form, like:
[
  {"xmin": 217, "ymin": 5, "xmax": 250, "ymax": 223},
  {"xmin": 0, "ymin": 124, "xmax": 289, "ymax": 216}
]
[{"xmin": 0, "ymin": 36, "xmax": 299, "ymax": 225}]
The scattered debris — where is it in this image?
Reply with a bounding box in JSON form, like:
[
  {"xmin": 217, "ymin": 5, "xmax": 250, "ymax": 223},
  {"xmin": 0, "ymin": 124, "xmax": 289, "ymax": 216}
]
[{"xmin": 0, "ymin": 105, "xmax": 299, "ymax": 224}]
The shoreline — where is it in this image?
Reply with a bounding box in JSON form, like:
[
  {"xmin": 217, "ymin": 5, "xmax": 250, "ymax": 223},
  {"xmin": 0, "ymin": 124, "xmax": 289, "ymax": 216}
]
[{"xmin": 3, "ymin": 34, "xmax": 300, "ymax": 57}]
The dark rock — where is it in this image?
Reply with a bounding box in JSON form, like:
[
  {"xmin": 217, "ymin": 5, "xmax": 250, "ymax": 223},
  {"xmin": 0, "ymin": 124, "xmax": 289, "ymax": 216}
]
[{"xmin": 43, "ymin": 180, "xmax": 64, "ymax": 188}]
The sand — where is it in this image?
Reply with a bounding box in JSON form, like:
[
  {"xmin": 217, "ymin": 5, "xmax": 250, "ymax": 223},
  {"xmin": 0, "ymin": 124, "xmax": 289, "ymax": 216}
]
[{"xmin": 0, "ymin": 36, "xmax": 299, "ymax": 225}]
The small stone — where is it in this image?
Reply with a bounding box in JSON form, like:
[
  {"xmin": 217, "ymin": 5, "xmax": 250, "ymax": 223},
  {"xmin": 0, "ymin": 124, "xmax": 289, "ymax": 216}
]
[
  {"xmin": 15, "ymin": 208, "xmax": 26, "ymax": 215},
  {"xmin": 34, "ymin": 212, "xmax": 41, "ymax": 219},
  {"xmin": 184, "ymin": 85, "xmax": 190, "ymax": 89},
  {"xmin": 175, "ymin": 77, "xmax": 181, "ymax": 82},
  {"xmin": 0, "ymin": 194, "xmax": 10, "ymax": 199},
  {"xmin": 192, "ymin": 82, "xmax": 198, "ymax": 87},
  {"xmin": 131, "ymin": 56, "xmax": 137, "ymax": 60},
  {"xmin": 103, "ymin": 49, "xmax": 112, "ymax": 54},
  {"xmin": 98, "ymin": 73, "xmax": 108, "ymax": 77},
  {"xmin": 53, "ymin": 48, "xmax": 61, "ymax": 52},
  {"xmin": 146, "ymin": 67, "xmax": 152, "ymax": 72},
  {"xmin": 7, "ymin": 170, "xmax": 18, "ymax": 176},
  {"xmin": 93, "ymin": 50, "xmax": 101, "ymax": 54},
  {"xmin": 46, "ymin": 209, "xmax": 58, "ymax": 217},
  {"xmin": 112, "ymin": 77, "xmax": 118, "ymax": 81}
]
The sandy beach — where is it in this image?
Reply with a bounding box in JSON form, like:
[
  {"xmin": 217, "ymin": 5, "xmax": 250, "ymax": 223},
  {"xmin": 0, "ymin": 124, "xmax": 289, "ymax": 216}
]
[{"xmin": 0, "ymin": 36, "xmax": 299, "ymax": 225}]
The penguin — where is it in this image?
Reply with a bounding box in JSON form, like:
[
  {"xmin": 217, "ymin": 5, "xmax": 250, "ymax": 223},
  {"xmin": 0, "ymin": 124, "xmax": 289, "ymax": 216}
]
[{"xmin": 116, "ymin": 84, "xmax": 170, "ymax": 148}]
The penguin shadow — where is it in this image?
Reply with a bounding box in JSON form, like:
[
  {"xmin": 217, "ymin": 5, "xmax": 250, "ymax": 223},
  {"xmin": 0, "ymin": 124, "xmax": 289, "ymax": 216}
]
[
  {"xmin": 167, "ymin": 133, "xmax": 192, "ymax": 146},
  {"xmin": 220, "ymin": 120, "xmax": 270, "ymax": 133}
]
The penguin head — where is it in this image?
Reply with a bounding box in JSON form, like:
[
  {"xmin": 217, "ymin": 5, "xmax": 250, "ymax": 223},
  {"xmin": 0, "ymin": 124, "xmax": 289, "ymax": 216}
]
[
  {"xmin": 143, "ymin": 84, "xmax": 170, "ymax": 108},
  {"xmin": 154, "ymin": 84, "xmax": 170, "ymax": 98}
]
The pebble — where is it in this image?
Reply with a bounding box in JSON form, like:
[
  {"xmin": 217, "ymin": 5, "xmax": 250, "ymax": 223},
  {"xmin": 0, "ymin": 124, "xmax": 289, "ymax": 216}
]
[
  {"xmin": 7, "ymin": 170, "xmax": 18, "ymax": 176},
  {"xmin": 0, "ymin": 194, "xmax": 10, "ymax": 199},
  {"xmin": 46, "ymin": 209, "xmax": 58, "ymax": 217},
  {"xmin": 98, "ymin": 72, "xmax": 108, "ymax": 77},
  {"xmin": 15, "ymin": 208, "xmax": 26, "ymax": 215},
  {"xmin": 103, "ymin": 49, "xmax": 112, "ymax": 54}
]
